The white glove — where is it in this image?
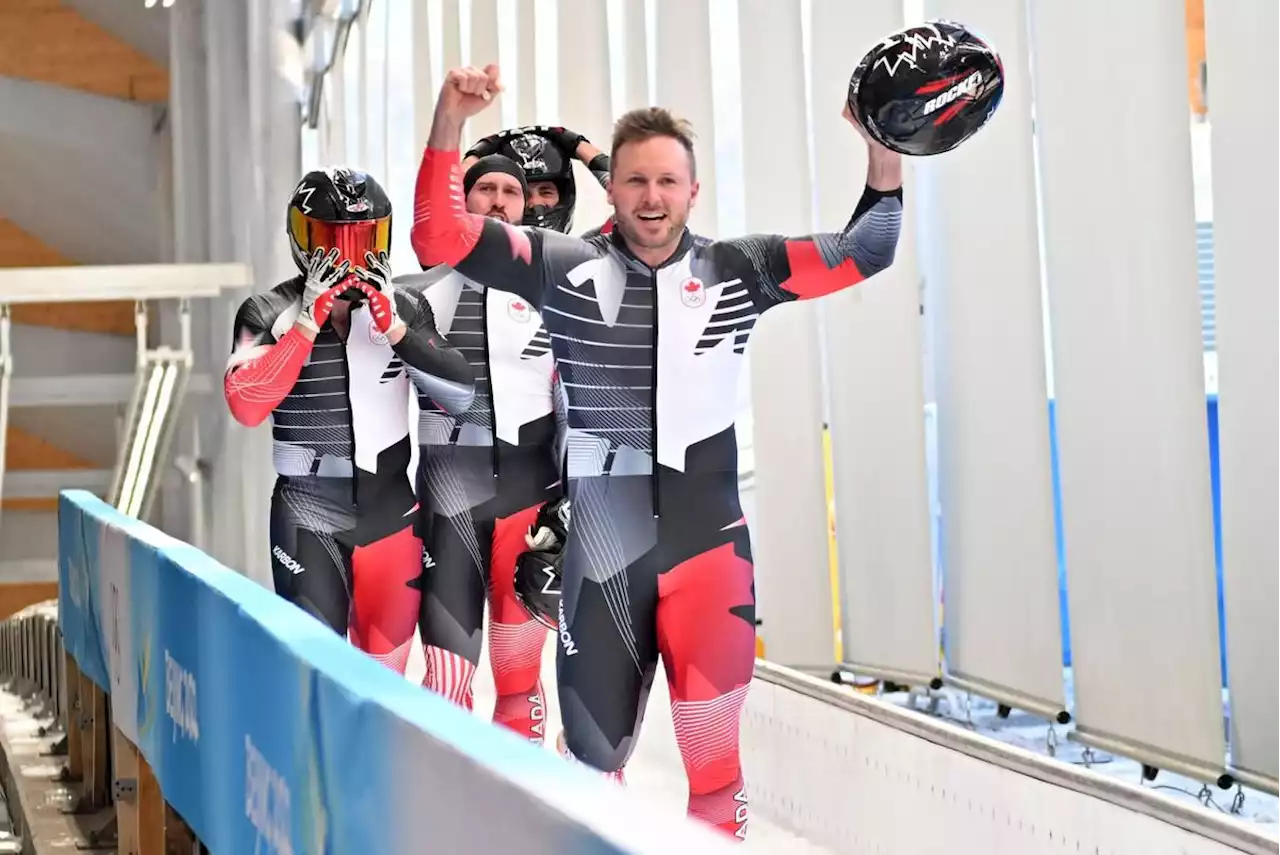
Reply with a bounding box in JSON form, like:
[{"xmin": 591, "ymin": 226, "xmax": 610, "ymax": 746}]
[
  {"xmin": 353, "ymin": 251, "xmax": 405, "ymax": 337},
  {"xmin": 297, "ymin": 247, "xmax": 353, "ymax": 333},
  {"xmin": 524, "ymin": 526, "xmax": 558, "ymax": 551},
  {"xmin": 524, "ymin": 499, "xmax": 571, "ymax": 551}
]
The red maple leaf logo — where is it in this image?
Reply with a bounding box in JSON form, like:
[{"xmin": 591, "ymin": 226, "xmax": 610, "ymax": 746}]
[
  {"xmin": 685, "ymin": 280, "xmax": 701, "ymax": 292},
  {"xmin": 512, "ymin": 301, "xmax": 526, "ymax": 311}
]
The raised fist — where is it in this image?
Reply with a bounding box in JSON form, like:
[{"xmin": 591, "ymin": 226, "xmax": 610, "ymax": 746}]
[{"xmin": 438, "ymin": 64, "xmax": 503, "ymax": 121}]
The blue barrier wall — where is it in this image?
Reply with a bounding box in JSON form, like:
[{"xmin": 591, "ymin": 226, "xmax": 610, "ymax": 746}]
[{"xmin": 55, "ymin": 491, "xmax": 731, "ymax": 855}]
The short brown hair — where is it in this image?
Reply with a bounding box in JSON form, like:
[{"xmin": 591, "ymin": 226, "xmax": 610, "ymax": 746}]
[{"xmin": 610, "ymin": 107, "xmax": 697, "ymax": 180}]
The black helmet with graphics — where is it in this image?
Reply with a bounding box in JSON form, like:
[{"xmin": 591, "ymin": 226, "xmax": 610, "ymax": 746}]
[
  {"xmin": 286, "ymin": 167, "xmax": 392, "ymax": 275},
  {"xmin": 847, "ymin": 20, "xmax": 1004, "ymax": 157},
  {"xmin": 513, "ymin": 497, "xmax": 571, "ymax": 630},
  {"xmin": 497, "ymin": 132, "xmax": 578, "ymax": 234}
]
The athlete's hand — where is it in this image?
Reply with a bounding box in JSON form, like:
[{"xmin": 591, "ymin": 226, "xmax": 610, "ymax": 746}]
[
  {"xmin": 843, "ymin": 101, "xmax": 876, "ymax": 146},
  {"xmin": 845, "ymin": 100, "xmax": 901, "ymax": 188},
  {"xmin": 524, "ymin": 526, "xmax": 557, "ymax": 552},
  {"xmin": 438, "ymin": 64, "xmax": 503, "ymax": 121},
  {"xmin": 297, "ymin": 247, "xmax": 354, "ymax": 335},
  {"xmin": 544, "ymin": 126, "xmax": 588, "ymax": 158},
  {"xmin": 475, "ymin": 125, "xmax": 587, "ymax": 158},
  {"xmin": 524, "ymin": 498, "xmax": 571, "ymax": 550},
  {"xmin": 353, "ymin": 252, "xmax": 405, "ymax": 338}
]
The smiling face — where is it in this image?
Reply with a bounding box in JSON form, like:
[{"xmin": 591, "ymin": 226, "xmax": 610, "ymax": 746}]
[
  {"xmin": 606, "ymin": 134, "xmax": 699, "ymax": 266},
  {"xmin": 527, "ymin": 180, "xmax": 561, "ymax": 210}
]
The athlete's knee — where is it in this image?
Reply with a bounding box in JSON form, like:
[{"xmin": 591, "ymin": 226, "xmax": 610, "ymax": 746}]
[
  {"xmin": 488, "ymin": 618, "xmax": 546, "ymax": 684},
  {"xmin": 560, "ymin": 717, "xmax": 631, "ymax": 773},
  {"xmin": 296, "ymin": 596, "xmax": 346, "ymax": 635},
  {"xmin": 562, "ymin": 729, "xmax": 628, "ymax": 774}
]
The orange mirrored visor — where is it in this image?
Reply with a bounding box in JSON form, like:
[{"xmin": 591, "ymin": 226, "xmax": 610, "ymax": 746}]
[{"xmin": 289, "ymin": 211, "xmax": 391, "ymax": 269}]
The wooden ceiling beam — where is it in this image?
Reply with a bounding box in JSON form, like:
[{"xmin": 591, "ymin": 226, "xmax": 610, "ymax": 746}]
[
  {"xmin": 0, "ymin": 218, "xmax": 135, "ymax": 335},
  {"xmin": 2, "ymin": 427, "xmax": 107, "ymax": 511},
  {"xmin": 1186, "ymin": 0, "xmax": 1207, "ymax": 118},
  {"xmin": 0, "ymin": 0, "xmax": 168, "ymax": 105},
  {"xmin": 4, "ymin": 425, "xmax": 98, "ymax": 472}
]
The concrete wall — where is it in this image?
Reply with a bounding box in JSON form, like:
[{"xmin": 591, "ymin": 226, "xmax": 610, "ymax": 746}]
[{"xmin": 157, "ymin": 0, "xmax": 301, "ymax": 585}]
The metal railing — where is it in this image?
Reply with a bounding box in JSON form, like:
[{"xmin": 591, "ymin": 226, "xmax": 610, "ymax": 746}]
[
  {"xmin": 0, "ymin": 602, "xmax": 200, "ymax": 853},
  {"xmin": 0, "ymin": 262, "xmax": 249, "ymax": 527}
]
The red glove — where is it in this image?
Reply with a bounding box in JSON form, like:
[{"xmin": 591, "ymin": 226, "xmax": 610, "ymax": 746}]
[{"xmin": 353, "ymin": 251, "xmax": 404, "ymax": 336}]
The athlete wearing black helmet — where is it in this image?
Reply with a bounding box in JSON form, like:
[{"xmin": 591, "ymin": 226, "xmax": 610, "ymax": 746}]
[
  {"xmin": 224, "ymin": 166, "xmax": 475, "ymax": 674},
  {"xmin": 463, "ymin": 124, "xmax": 611, "ymax": 233}
]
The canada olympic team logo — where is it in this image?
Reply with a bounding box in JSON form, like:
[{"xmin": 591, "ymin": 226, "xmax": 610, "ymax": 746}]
[
  {"xmin": 369, "ymin": 319, "xmax": 389, "ymax": 346},
  {"xmin": 680, "ymin": 277, "xmax": 706, "ymax": 308},
  {"xmin": 508, "ymin": 296, "xmax": 532, "ymax": 323}
]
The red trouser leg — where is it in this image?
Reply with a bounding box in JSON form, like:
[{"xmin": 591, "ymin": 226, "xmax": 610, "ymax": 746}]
[
  {"xmin": 488, "ymin": 503, "xmax": 550, "ymax": 745},
  {"xmin": 348, "ymin": 522, "xmax": 423, "ymax": 675},
  {"xmin": 656, "ymin": 541, "xmax": 755, "ymax": 843}
]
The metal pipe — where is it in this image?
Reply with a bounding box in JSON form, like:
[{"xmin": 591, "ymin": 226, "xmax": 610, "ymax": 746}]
[
  {"xmin": 179, "ymin": 298, "xmax": 193, "ymax": 360},
  {"xmin": 0, "ymin": 263, "xmax": 250, "ymax": 304},
  {"xmin": 135, "ymin": 300, "xmax": 195, "ymax": 522},
  {"xmin": 0, "ymin": 305, "xmax": 12, "ymax": 524},
  {"xmin": 165, "ymin": 299, "xmax": 206, "ymax": 546},
  {"xmin": 135, "ymin": 300, "xmax": 149, "ymax": 368},
  {"xmin": 173, "ymin": 422, "xmax": 206, "ymax": 552},
  {"xmin": 943, "ymin": 673, "xmax": 1071, "ymax": 726},
  {"xmin": 754, "ymin": 660, "xmax": 1276, "ymax": 855}
]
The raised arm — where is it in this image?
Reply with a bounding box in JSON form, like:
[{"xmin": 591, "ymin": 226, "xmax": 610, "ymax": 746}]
[
  {"xmin": 729, "ymin": 106, "xmax": 904, "ymax": 311},
  {"xmin": 410, "ymin": 65, "xmax": 552, "ymax": 309}
]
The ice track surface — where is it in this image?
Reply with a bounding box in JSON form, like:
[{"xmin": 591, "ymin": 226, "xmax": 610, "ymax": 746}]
[{"xmin": 403, "ymin": 626, "xmax": 834, "ymax": 854}]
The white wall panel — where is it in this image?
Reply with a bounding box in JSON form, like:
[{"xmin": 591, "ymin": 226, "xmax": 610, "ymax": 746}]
[
  {"xmin": 435, "ymin": 0, "xmax": 466, "ymax": 148},
  {"xmin": 187, "ymin": 0, "xmax": 298, "ymax": 588},
  {"xmin": 739, "ymin": 0, "xmax": 832, "ymax": 673},
  {"xmin": 556, "ymin": 0, "xmax": 613, "ymax": 234},
  {"xmin": 441, "ymin": 0, "xmax": 462, "ymax": 71},
  {"xmin": 389, "ymin": 0, "xmax": 423, "ymax": 275},
  {"xmin": 468, "ymin": 0, "xmax": 503, "ymax": 140},
  {"xmin": 515, "ymin": 0, "xmax": 538, "ymax": 124},
  {"xmin": 364, "ymin": 0, "xmax": 389, "ymax": 183},
  {"xmin": 919, "ymin": 0, "xmax": 1065, "ymax": 718},
  {"xmin": 1031, "ymin": 0, "xmax": 1226, "ymax": 780},
  {"xmin": 1204, "ymin": 0, "xmax": 1280, "ymax": 793},
  {"xmin": 651, "ymin": 0, "xmax": 717, "ymax": 236},
  {"xmin": 341, "ymin": 17, "xmax": 365, "ymax": 164},
  {"xmin": 813, "ymin": 0, "xmax": 937, "ymax": 686},
  {"xmin": 411, "ymin": 0, "xmax": 436, "ymax": 147},
  {"xmin": 616, "ymin": 0, "xmax": 649, "ymax": 112}
]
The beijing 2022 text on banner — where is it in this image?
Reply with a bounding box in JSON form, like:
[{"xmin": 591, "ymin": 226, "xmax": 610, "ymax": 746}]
[{"xmin": 56, "ymin": 491, "xmax": 732, "ymax": 854}]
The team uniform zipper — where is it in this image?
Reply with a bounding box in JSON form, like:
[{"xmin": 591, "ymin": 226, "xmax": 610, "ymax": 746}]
[
  {"xmin": 341, "ymin": 333, "xmax": 358, "ymax": 508},
  {"xmin": 482, "ymin": 295, "xmax": 500, "ymax": 479},
  {"xmin": 650, "ymin": 267, "xmax": 660, "ymax": 519}
]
